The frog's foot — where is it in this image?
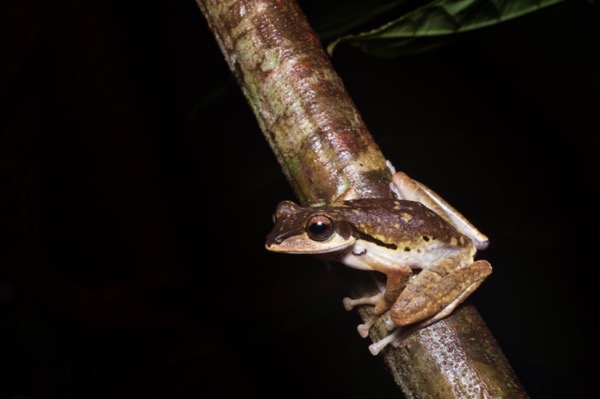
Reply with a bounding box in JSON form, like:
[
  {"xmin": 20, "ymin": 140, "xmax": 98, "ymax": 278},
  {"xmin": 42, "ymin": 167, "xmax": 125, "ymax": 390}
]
[{"xmin": 368, "ymin": 328, "xmax": 402, "ymax": 356}]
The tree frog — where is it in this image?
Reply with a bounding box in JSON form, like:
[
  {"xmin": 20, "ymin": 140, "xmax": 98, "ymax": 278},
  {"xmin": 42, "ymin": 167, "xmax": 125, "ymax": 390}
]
[{"xmin": 265, "ymin": 167, "xmax": 492, "ymax": 355}]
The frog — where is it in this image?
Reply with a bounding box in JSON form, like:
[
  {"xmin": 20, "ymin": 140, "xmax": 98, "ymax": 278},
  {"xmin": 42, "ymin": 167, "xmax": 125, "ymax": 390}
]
[{"xmin": 265, "ymin": 166, "xmax": 492, "ymax": 355}]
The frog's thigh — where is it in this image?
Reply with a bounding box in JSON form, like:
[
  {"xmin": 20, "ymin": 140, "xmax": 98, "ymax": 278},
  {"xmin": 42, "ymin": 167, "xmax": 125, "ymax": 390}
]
[{"xmin": 390, "ymin": 259, "xmax": 492, "ymax": 326}]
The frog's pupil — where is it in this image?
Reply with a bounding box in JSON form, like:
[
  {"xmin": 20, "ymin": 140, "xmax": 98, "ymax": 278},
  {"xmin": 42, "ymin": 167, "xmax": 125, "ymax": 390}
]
[
  {"xmin": 306, "ymin": 215, "xmax": 334, "ymax": 241},
  {"xmin": 310, "ymin": 221, "xmax": 328, "ymax": 235}
]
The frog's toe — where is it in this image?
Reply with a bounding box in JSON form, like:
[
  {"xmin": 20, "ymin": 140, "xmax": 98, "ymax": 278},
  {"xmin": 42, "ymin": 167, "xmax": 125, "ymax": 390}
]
[
  {"xmin": 356, "ymin": 310, "xmax": 393, "ymax": 338},
  {"xmin": 368, "ymin": 329, "xmax": 402, "ymax": 356},
  {"xmin": 357, "ymin": 317, "xmax": 377, "ymax": 338},
  {"xmin": 342, "ymin": 297, "xmax": 355, "ymax": 310},
  {"xmin": 357, "ymin": 324, "xmax": 370, "ymax": 338},
  {"xmin": 384, "ymin": 314, "xmax": 395, "ymax": 331}
]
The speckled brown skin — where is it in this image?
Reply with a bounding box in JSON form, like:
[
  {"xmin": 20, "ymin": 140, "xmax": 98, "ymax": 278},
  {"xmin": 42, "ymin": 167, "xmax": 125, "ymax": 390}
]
[
  {"xmin": 266, "ymin": 199, "xmax": 468, "ymax": 251},
  {"xmin": 266, "ymin": 199, "xmax": 491, "ymax": 329}
]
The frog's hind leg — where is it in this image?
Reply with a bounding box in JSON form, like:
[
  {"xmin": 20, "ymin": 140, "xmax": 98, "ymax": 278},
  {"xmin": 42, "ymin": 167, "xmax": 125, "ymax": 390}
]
[
  {"xmin": 390, "ymin": 259, "xmax": 491, "ymax": 327},
  {"xmin": 368, "ymin": 259, "xmax": 491, "ymax": 355},
  {"xmin": 369, "ymin": 279, "xmax": 484, "ymax": 354}
]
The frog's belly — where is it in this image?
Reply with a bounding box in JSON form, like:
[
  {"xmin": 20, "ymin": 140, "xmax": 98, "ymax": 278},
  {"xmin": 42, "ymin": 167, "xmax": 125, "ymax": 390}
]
[{"xmin": 338, "ymin": 241, "xmax": 461, "ymax": 271}]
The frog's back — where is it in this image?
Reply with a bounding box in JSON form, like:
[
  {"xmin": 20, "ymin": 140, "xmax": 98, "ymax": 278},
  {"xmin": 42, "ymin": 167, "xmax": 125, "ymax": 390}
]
[{"xmin": 331, "ymin": 199, "xmax": 469, "ymax": 248}]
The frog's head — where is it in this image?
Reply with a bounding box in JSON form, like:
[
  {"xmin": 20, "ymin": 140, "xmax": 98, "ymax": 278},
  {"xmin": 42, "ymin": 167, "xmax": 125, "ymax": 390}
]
[{"xmin": 265, "ymin": 200, "xmax": 355, "ymax": 254}]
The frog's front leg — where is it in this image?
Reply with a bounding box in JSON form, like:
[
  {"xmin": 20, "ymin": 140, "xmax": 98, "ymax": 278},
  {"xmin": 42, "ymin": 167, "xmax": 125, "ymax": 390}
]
[
  {"xmin": 390, "ymin": 170, "xmax": 489, "ymax": 250},
  {"xmin": 341, "ymin": 252, "xmax": 412, "ymax": 337}
]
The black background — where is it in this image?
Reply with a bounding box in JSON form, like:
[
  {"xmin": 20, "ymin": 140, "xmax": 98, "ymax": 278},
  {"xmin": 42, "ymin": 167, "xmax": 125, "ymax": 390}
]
[{"xmin": 1, "ymin": 1, "xmax": 598, "ymax": 398}]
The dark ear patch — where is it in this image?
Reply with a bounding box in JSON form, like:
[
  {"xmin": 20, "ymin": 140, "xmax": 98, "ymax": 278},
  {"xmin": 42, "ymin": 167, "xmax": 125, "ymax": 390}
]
[{"xmin": 336, "ymin": 221, "xmax": 353, "ymax": 239}]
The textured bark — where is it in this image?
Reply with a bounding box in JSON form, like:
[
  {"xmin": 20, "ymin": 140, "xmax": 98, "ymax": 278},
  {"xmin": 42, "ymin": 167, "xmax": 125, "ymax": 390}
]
[
  {"xmin": 195, "ymin": 0, "xmax": 391, "ymax": 206},
  {"xmin": 196, "ymin": 1, "xmax": 529, "ymax": 397}
]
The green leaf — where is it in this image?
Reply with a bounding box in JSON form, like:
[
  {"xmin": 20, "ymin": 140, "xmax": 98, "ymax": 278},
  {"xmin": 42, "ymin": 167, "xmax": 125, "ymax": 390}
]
[
  {"xmin": 307, "ymin": 0, "xmax": 412, "ymax": 42},
  {"xmin": 327, "ymin": 0, "xmax": 566, "ymax": 57}
]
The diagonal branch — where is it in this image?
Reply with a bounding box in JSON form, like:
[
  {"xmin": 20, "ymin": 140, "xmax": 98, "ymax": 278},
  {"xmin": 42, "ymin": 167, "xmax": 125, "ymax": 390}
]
[{"xmin": 195, "ymin": 1, "xmax": 528, "ymax": 397}]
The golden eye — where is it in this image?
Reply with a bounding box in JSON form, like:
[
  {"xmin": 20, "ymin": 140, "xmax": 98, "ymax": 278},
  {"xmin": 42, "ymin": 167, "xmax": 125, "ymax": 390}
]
[{"xmin": 306, "ymin": 215, "xmax": 335, "ymax": 241}]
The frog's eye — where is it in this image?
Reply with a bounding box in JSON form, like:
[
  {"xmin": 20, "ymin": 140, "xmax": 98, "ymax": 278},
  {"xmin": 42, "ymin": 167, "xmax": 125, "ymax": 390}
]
[{"xmin": 306, "ymin": 215, "xmax": 335, "ymax": 241}]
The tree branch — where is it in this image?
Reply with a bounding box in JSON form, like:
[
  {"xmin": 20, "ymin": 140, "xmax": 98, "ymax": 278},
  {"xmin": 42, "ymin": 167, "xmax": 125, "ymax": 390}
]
[{"xmin": 196, "ymin": 0, "xmax": 529, "ymax": 397}]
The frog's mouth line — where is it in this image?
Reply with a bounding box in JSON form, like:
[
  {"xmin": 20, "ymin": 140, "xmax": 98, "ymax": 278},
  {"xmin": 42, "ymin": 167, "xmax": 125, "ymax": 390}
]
[{"xmin": 265, "ymin": 235, "xmax": 355, "ymax": 255}]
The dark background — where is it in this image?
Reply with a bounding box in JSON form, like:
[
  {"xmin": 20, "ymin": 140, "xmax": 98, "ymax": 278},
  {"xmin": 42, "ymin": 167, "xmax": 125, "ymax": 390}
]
[{"xmin": 1, "ymin": 1, "xmax": 598, "ymax": 398}]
